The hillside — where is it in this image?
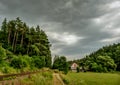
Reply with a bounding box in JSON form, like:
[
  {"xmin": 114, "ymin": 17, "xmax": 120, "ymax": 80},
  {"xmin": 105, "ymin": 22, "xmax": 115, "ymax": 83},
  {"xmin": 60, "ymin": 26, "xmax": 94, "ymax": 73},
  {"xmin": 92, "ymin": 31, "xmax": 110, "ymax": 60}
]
[
  {"xmin": 70, "ymin": 43, "xmax": 120, "ymax": 72},
  {"xmin": 88, "ymin": 43, "xmax": 120, "ymax": 71},
  {"xmin": 0, "ymin": 18, "xmax": 52, "ymax": 74}
]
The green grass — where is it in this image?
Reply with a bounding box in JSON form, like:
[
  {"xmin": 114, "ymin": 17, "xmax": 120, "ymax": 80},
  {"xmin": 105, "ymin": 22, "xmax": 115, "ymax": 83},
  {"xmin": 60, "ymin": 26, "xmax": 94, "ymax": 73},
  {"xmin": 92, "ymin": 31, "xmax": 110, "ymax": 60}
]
[
  {"xmin": 61, "ymin": 72, "xmax": 120, "ymax": 85},
  {"xmin": 21, "ymin": 70, "xmax": 53, "ymax": 85}
]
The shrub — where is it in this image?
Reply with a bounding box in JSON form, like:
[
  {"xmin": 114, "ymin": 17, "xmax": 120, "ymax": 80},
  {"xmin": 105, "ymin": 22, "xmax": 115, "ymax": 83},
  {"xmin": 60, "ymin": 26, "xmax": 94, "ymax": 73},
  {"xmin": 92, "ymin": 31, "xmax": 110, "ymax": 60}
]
[
  {"xmin": 0, "ymin": 61, "xmax": 16, "ymax": 74},
  {"xmin": 32, "ymin": 56, "xmax": 45, "ymax": 68},
  {"xmin": 62, "ymin": 78, "xmax": 69, "ymax": 84},
  {"xmin": 77, "ymin": 67, "xmax": 80, "ymax": 73},
  {"xmin": 10, "ymin": 56, "xmax": 28, "ymax": 69},
  {"xmin": 42, "ymin": 72, "xmax": 53, "ymax": 79},
  {"xmin": 1, "ymin": 66, "xmax": 16, "ymax": 74},
  {"xmin": 0, "ymin": 45, "xmax": 6, "ymax": 61}
]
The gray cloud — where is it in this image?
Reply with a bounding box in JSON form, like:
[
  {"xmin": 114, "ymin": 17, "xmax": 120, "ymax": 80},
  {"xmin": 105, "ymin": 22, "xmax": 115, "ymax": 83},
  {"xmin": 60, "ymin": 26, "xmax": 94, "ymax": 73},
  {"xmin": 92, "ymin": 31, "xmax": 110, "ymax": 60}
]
[{"xmin": 0, "ymin": 0, "xmax": 120, "ymax": 60}]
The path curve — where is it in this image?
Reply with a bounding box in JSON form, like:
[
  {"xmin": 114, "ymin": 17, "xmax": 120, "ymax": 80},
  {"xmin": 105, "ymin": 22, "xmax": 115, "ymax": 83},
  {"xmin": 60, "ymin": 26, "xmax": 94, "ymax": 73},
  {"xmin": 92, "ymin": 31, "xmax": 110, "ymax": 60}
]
[{"xmin": 53, "ymin": 73, "xmax": 65, "ymax": 85}]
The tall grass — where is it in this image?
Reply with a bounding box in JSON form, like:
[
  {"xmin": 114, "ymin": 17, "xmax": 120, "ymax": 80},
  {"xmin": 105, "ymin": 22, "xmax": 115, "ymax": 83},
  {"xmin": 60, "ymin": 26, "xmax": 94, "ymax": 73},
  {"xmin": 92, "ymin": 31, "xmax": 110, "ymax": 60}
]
[
  {"xmin": 21, "ymin": 70, "xmax": 53, "ymax": 85},
  {"xmin": 61, "ymin": 72, "xmax": 120, "ymax": 85}
]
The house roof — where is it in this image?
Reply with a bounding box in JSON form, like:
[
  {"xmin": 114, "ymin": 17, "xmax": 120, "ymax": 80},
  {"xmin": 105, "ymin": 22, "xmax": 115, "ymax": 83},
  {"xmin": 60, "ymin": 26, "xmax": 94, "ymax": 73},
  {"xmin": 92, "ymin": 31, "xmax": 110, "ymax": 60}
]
[{"xmin": 71, "ymin": 63, "xmax": 78, "ymax": 68}]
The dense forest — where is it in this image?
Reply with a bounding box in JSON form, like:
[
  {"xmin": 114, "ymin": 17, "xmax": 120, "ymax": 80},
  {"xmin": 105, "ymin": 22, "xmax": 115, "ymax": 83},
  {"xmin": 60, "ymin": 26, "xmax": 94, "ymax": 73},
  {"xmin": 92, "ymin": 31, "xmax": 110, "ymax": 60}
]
[
  {"xmin": 0, "ymin": 18, "xmax": 51, "ymax": 73},
  {"xmin": 69, "ymin": 43, "xmax": 120, "ymax": 72}
]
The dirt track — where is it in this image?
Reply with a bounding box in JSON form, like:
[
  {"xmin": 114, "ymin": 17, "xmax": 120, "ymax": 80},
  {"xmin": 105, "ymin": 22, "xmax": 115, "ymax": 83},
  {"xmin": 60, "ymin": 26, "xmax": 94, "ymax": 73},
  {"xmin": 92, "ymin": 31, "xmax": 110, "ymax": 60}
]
[
  {"xmin": 0, "ymin": 71, "xmax": 65, "ymax": 85},
  {"xmin": 0, "ymin": 71, "xmax": 41, "ymax": 81},
  {"xmin": 53, "ymin": 73, "xmax": 65, "ymax": 85},
  {"xmin": 0, "ymin": 71, "xmax": 41, "ymax": 85}
]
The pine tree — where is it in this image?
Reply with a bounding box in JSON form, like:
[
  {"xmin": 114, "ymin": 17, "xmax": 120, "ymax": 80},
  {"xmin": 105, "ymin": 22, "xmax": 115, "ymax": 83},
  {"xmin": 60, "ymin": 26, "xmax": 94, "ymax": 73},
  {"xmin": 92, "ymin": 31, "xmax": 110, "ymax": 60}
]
[
  {"xmin": 0, "ymin": 18, "xmax": 8, "ymax": 46},
  {"xmin": 1, "ymin": 18, "xmax": 7, "ymax": 33}
]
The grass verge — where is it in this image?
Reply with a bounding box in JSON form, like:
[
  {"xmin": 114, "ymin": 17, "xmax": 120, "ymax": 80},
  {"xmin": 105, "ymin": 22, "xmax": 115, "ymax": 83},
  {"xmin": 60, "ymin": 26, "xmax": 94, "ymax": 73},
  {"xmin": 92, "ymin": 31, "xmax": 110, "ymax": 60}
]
[{"xmin": 60, "ymin": 72, "xmax": 120, "ymax": 85}]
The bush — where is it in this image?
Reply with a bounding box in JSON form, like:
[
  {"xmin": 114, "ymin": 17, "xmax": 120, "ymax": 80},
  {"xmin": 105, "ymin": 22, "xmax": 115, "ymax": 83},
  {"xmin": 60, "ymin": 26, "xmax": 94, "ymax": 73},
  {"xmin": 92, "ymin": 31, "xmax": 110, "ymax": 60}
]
[
  {"xmin": 6, "ymin": 50, "xmax": 14, "ymax": 61},
  {"xmin": 10, "ymin": 55, "xmax": 28, "ymax": 69},
  {"xmin": 2, "ymin": 66, "xmax": 15, "ymax": 73},
  {"xmin": 60, "ymin": 74, "xmax": 69, "ymax": 84},
  {"xmin": 77, "ymin": 67, "xmax": 80, "ymax": 73},
  {"xmin": 0, "ymin": 63, "xmax": 16, "ymax": 74},
  {"xmin": 0, "ymin": 46, "xmax": 6, "ymax": 61},
  {"xmin": 63, "ymin": 78, "xmax": 69, "ymax": 84},
  {"xmin": 42, "ymin": 72, "xmax": 53, "ymax": 79},
  {"xmin": 32, "ymin": 56, "xmax": 45, "ymax": 68}
]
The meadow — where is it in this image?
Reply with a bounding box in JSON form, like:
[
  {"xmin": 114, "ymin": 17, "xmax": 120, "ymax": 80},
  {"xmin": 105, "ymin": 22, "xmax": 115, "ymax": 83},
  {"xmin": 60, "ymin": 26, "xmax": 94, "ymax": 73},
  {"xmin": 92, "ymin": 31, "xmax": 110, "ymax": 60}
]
[{"xmin": 61, "ymin": 72, "xmax": 120, "ymax": 85}]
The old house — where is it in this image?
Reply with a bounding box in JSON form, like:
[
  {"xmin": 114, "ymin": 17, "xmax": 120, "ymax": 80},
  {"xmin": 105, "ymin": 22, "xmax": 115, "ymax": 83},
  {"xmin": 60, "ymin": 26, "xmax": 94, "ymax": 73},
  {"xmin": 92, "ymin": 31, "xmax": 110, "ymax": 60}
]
[{"xmin": 71, "ymin": 63, "xmax": 79, "ymax": 72}]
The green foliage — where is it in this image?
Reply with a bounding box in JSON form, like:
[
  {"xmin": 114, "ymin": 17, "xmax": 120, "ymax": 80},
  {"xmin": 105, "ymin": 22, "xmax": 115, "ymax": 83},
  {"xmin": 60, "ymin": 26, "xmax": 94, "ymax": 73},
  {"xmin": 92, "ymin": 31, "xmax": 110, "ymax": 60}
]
[
  {"xmin": 62, "ymin": 78, "xmax": 70, "ymax": 84},
  {"xmin": 60, "ymin": 74, "xmax": 70, "ymax": 84},
  {"xmin": 10, "ymin": 55, "xmax": 28, "ymax": 69},
  {"xmin": 1, "ymin": 18, "xmax": 7, "ymax": 33},
  {"xmin": 0, "ymin": 18, "xmax": 52, "ymax": 73},
  {"xmin": 32, "ymin": 56, "xmax": 45, "ymax": 68},
  {"xmin": 0, "ymin": 61, "xmax": 16, "ymax": 73},
  {"xmin": 70, "ymin": 43, "xmax": 120, "ymax": 72},
  {"xmin": 52, "ymin": 56, "xmax": 60, "ymax": 69},
  {"xmin": 42, "ymin": 71, "xmax": 53, "ymax": 79},
  {"xmin": 77, "ymin": 67, "xmax": 80, "ymax": 73},
  {"xmin": 53, "ymin": 56, "xmax": 69, "ymax": 74},
  {"xmin": 89, "ymin": 56, "xmax": 116, "ymax": 72},
  {"xmin": 88, "ymin": 43, "xmax": 120, "ymax": 71},
  {"xmin": 0, "ymin": 45, "xmax": 6, "ymax": 61},
  {"xmin": 1, "ymin": 66, "xmax": 16, "ymax": 74}
]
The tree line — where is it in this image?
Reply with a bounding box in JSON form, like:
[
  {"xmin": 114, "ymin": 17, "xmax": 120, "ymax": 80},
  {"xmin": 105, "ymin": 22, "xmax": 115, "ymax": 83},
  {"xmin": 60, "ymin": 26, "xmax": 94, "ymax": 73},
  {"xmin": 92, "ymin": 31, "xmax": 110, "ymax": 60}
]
[
  {"xmin": 69, "ymin": 43, "xmax": 120, "ymax": 72},
  {"xmin": 0, "ymin": 18, "xmax": 51, "ymax": 73}
]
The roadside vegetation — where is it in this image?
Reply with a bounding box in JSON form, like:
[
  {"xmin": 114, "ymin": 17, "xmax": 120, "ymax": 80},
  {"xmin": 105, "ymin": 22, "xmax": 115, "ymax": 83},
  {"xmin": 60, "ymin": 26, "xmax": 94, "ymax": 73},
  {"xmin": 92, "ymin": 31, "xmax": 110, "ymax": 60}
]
[
  {"xmin": 0, "ymin": 69, "xmax": 53, "ymax": 85},
  {"xmin": 21, "ymin": 70, "xmax": 53, "ymax": 85}
]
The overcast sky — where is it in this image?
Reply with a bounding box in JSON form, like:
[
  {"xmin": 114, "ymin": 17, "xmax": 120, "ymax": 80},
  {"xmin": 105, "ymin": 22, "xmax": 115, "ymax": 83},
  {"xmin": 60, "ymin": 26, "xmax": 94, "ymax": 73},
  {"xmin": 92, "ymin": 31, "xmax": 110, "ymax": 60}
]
[{"xmin": 0, "ymin": 0, "xmax": 120, "ymax": 60}]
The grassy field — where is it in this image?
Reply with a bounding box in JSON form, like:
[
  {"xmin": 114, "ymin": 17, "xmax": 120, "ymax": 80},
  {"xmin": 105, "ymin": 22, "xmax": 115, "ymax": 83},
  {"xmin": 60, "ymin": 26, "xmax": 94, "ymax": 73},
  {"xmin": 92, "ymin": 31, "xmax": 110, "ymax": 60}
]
[{"xmin": 61, "ymin": 72, "xmax": 120, "ymax": 85}]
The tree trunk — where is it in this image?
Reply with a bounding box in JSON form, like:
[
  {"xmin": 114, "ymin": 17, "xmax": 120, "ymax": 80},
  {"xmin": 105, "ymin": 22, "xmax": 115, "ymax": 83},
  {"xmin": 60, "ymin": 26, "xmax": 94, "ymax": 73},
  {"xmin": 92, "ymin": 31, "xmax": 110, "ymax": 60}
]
[
  {"xmin": 14, "ymin": 32, "xmax": 18, "ymax": 53},
  {"xmin": 8, "ymin": 29, "xmax": 11, "ymax": 45},
  {"xmin": 20, "ymin": 31, "xmax": 24, "ymax": 47},
  {"xmin": 27, "ymin": 41, "xmax": 30, "ymax": 55},
  {"xmin": 12, "ymin": 31, "xmax": 17, "ymax": 50}
]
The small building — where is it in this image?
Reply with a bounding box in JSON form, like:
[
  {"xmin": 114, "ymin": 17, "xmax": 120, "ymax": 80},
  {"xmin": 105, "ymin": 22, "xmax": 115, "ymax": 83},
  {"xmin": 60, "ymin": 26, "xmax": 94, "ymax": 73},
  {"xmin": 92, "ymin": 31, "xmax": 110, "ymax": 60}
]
[{"xmin": 71, "ymin": 63, "xmax": 79, "ymax": 72}]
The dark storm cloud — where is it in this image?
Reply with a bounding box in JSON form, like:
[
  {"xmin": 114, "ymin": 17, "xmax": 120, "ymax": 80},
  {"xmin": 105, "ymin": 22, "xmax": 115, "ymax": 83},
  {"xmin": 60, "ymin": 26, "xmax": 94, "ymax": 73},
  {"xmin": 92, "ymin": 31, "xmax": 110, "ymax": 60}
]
[{"xmin": 0, "ymin": 0, "xmax": 120, "ymax": 60}]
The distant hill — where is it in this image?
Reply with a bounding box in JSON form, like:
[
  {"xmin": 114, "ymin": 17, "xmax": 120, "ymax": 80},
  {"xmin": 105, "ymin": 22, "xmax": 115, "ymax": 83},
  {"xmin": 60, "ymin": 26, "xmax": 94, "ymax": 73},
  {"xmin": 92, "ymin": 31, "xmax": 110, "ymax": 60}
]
[
  {"xmin": 69, "ymin": 43, "xmax": 120, "ymax": 72},
  {"xmin": 88, "ymin": 43, "xmax": 120, "ymax": 71}
]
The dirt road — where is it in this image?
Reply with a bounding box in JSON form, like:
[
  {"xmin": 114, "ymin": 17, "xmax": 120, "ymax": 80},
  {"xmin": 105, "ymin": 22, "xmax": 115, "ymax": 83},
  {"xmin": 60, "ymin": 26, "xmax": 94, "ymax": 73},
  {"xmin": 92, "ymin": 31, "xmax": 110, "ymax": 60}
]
[{"xmin": 53, "ymin": 73, "xmax": 65, "ymax": 85}]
